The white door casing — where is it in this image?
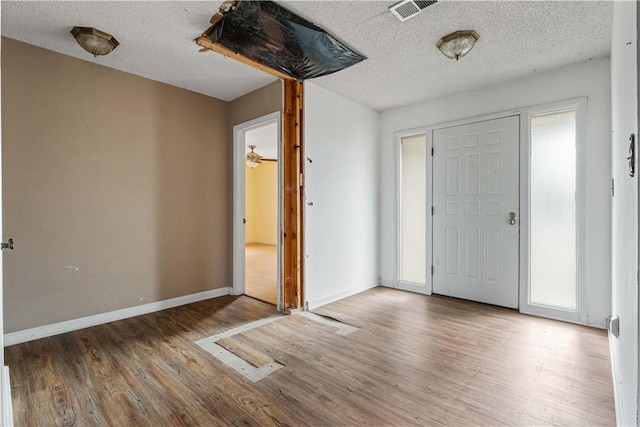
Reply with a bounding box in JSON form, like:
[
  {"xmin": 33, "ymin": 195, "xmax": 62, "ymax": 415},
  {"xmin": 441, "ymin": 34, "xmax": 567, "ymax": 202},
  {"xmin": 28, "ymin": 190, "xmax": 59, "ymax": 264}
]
[
  {"xmin": 432, "ymin": 115, "xmax": 520, "ymax": 308},
  {"xmin": 0, "ymin": 14, "xmax": 12, "ymax": 419},
  {"xmin": 232, "ymin": 111, "xmax": 283, "ymax": 311}
]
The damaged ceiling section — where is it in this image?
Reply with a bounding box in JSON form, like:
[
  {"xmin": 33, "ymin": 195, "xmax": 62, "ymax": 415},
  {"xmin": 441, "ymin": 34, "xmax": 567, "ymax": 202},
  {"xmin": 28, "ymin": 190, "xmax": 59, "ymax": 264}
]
[{"xmin": 196, "ymin": 1, "xmax": 366, "ymax": 81}]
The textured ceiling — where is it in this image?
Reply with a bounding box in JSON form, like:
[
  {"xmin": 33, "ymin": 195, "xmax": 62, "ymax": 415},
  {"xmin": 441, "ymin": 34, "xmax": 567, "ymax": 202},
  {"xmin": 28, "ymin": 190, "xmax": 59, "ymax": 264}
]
[
  {"xmin": 285, "ymin": 0, "xmax": 613, "ymax": 111},
  {"xmin": 1, "ymin": 1, "xmax": 613, "ymax": 112},
  {"xmin": 0, "ymin": 1, "xmax": 277, "ymax": 101}
]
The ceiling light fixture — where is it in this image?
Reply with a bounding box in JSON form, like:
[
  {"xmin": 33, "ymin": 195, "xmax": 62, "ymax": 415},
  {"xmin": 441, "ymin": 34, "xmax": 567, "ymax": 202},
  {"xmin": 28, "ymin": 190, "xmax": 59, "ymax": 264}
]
[
  {"xmin": 437, "ymin": 30, "xmax": 479, "ymax": 61},
  {"xmin": 71, "ymin": 26, "xmax": 119, "ymax": 57},
  {"xmin": 246, "ymin": 145, "xmax": 263, "ymax": 168}
]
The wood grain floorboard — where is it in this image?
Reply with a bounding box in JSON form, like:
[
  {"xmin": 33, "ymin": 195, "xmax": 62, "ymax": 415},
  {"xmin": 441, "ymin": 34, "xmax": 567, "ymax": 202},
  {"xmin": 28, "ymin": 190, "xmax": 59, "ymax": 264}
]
[
  {"xmin": 5, "ymin": 287, "xmax": 614, "ymax": 426},
  {"xmin": 217, "ymin": 336, "xmax": 275, "ymax": 368},
  {"xmin": 245, "ymin": 243, "xmax": 277, "ymax": 305}
]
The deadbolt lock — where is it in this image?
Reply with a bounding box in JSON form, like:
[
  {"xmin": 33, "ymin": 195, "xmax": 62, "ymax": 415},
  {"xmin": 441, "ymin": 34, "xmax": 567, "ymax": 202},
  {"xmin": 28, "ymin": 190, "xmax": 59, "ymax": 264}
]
[{"xmin": 508, "ymin": 212, "xmax": 517, "ymax": 226}]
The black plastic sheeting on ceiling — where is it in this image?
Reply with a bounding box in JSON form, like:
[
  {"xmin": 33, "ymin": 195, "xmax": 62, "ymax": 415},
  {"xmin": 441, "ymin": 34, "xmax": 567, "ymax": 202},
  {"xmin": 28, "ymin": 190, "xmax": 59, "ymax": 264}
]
[{"xmin": 204, "ymin": 1, "xmax": 366, "ymax": 80}]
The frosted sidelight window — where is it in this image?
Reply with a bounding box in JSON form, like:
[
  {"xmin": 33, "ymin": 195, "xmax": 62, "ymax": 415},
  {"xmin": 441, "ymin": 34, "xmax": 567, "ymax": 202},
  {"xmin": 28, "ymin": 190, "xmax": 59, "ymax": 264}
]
[
  {"xmin": 530, "ymin": 109, "xmax": 577, "ymax": 309},
  {"xmin": 400, "ymin": 135, "xmax": 427, "ymax": 284}
]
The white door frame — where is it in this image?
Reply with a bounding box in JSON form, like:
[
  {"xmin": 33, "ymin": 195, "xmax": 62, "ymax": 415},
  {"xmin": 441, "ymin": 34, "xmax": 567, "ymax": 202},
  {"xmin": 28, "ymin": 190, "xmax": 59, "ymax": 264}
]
[
  {"xmin": 232, "ymin": 111, "xmax": 283, "ymax": 311},
  {"xmin": 395, "ymin": 99, "xmax": 587, "ymax": 324},
  {"xmin": 0, "ymin": 54, "xmax": 12, "ymax": 425}
]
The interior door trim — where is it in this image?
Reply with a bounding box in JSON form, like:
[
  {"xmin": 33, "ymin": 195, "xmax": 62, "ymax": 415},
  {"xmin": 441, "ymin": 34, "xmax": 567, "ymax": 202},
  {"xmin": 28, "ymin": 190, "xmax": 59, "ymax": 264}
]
[{"xmin": 232, "ymin": 111, "xmax": 283, "ymax": 311}]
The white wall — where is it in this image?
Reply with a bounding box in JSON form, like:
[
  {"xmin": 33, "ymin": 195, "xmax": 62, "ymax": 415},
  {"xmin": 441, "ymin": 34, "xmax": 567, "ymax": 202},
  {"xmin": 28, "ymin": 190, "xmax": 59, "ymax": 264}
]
[
  {"xmin": 380, "ymin": 58, "xmax": 612, "ymax": 328},
  {"xmin": 610, "ymin": 1, "xmax": 639, "ymax": 425},
  {"xmin": 304, "ymin": 82, "xmax": 380, "ymax": 309}
]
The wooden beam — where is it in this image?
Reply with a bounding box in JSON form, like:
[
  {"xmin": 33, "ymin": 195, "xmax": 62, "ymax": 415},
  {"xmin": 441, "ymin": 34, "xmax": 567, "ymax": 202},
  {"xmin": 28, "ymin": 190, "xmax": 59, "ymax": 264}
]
[
  {"xmin": 282, "ymin": 80, "xmax": 304, "ymax": 310},
  {"xmin": 195, "ymin": 36, "xmax": 294, "ymax": 82}
]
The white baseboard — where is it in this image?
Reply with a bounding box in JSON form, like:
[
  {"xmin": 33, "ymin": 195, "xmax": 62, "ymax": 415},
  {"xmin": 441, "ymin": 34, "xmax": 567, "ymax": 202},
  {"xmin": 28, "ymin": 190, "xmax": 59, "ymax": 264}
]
[
  {"xmin": 4, "ymin": 287, "xmax": 231, "ymax": 346},
  {"xmin": 306, "ymin": 283, "xmax": 378, "ymax": 311},
  {"xmin": 2, "ymin": 366, "xmax": 12, "ymax": 427}
]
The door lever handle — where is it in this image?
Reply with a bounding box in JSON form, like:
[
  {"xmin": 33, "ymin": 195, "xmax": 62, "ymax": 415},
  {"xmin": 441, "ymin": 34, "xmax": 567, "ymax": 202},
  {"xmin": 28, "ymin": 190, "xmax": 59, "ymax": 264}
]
[
  {"xmin": 1, "ymin": 238, "xmax": 14, "ymax": 250},
  {"xmin": 508, "ymin": 212, "xmax": 517, "ymax": 226}
]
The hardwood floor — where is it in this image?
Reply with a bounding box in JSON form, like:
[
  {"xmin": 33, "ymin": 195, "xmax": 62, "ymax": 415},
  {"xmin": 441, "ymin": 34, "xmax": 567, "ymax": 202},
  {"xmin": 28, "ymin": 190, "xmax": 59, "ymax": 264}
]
[
  {"xmin": 5, "ymin": 287, "xmax": 615, "ymax": 426},
  {"xmin": 245, "ymin": 243, "xmax": 277, "ymax": 305}
]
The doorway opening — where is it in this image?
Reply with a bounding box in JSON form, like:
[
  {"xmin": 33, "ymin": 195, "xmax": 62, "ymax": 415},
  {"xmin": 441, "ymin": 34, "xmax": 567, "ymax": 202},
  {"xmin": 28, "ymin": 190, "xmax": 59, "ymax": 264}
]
[
  {"xmin": 244, "ymin": 122, "xmax": 279, "ymax": 305},
  {"xmin": 233, "ymin": 112, "xmax": 282, "ymax": 310}
]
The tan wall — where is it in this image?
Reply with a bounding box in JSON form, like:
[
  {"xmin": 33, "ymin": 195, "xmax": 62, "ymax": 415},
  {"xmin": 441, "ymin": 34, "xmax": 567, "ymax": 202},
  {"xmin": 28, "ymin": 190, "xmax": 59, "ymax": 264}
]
[
  {"xmin": 1, "ymin": 38, "xmax": 231, "ymax": 332},
  {"xmin": 245, "ymin": 163, "xmax": 278, "ymax": 245},
  {"xmin": 229, "ymin": 80, "xmax": 282, "ymax": 127}
]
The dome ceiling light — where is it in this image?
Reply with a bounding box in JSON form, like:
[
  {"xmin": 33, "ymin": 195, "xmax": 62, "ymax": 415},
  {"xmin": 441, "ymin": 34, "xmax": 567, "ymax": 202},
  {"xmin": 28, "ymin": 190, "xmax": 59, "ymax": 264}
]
[
  {"xmin": 71, "ymin": 26, "xmax": 119, "ymax": 57},
  {"xmin": 437, "ymin": 30, "xmax": 479, "ymax": 61}
]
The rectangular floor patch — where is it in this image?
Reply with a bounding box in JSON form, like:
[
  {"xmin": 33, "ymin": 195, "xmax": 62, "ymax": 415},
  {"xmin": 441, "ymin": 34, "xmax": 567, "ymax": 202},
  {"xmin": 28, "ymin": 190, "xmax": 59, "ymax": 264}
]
[
  {"xmin": 196, "ymin": 311, "xmax": 360, "ymax": 381},
  {"xmin": 196, "ymin": 315, "xmax": 284, "ymax": 382}
]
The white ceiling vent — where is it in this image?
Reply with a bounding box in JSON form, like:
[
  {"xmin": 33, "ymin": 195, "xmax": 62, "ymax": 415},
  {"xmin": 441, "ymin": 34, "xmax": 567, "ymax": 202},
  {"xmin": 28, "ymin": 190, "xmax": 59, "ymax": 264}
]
[{"xmin": 389, "ymin": 0, "xmax": 438, "ymax": 22}]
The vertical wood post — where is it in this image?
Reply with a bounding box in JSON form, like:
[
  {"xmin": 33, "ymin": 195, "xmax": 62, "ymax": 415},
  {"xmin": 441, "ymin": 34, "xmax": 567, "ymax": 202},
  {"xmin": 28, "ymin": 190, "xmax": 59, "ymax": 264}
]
[{"xmin": 283, "ymin": 80, "xmax": 304, "ymax": 310}]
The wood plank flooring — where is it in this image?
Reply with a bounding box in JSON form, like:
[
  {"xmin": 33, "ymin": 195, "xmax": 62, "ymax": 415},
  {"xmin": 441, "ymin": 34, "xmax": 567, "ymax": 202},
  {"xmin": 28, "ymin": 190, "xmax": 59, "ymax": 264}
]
[
  {"xmin": 245, "ymin": 243, "xmax": 277, "ymax": 305},
  {"xmin": 5, "ymin": 287, "xmax": 615, "ymax": 426}
]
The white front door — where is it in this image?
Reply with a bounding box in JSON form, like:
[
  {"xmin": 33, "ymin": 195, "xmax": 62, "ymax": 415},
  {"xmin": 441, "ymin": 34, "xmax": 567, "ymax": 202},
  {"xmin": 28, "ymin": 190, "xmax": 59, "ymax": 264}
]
[{"xmin": 432, "ymin": 116, "xmax": 519, "ymax": 308}]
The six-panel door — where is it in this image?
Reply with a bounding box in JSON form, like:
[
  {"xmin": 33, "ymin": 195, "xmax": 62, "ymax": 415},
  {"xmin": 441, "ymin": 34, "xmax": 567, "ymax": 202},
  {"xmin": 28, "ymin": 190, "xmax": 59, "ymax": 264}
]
[{"xmin": 432, "ymin": 116, "xmax": 520, "ymax": 308}]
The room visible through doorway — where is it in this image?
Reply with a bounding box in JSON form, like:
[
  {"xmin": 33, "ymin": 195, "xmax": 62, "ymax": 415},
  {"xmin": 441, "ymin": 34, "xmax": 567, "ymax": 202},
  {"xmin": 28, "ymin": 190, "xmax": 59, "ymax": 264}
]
[{"xmin": 244, "ymin": 122, "xmax": 279, "ymax": 305}]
